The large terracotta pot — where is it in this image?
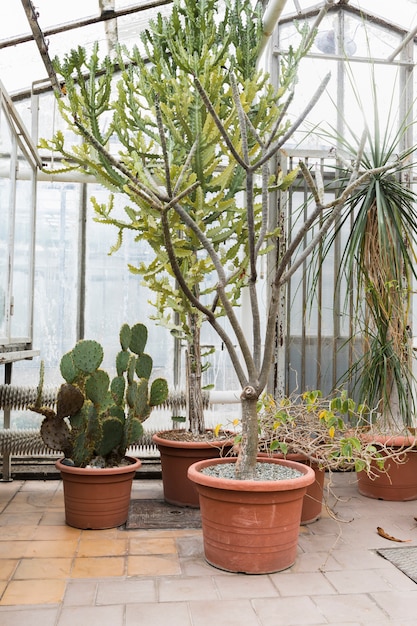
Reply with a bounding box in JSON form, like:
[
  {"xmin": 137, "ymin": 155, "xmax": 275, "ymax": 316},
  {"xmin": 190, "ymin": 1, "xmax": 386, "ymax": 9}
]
[
  {"xmin": 356, "ymin": 435, "xmax": 417, "ymax": 501},
  {"xmin": 188, "ymin": 456, "xmax": 315, "ymax": 574},
  {"xmin": 57, "ymin": 456, "xmax": 141, "ymax": 529},
  {"xmin": 152, "ymin": 431, "xmax": 234, "ymax": 507},
  {"xmin": 258, "ymin": 452, "xmax": 325, "ymax": 524}
]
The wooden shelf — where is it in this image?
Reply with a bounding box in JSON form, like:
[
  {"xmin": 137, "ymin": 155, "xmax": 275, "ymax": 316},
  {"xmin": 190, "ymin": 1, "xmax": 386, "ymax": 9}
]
[{"xmin": 0, "ymin": 350, "xmax": 40, "ymax": 364}]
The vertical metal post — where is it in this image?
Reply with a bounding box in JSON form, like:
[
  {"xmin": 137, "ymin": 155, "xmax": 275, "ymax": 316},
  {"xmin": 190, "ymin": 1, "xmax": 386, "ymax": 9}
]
[
  {"xmin": 1, "ymin": 361, "xmax": 12, "ymax": 481},
  {"xmin": 77, "ymin": 183, "xmax": 87, "ymax": 341}
]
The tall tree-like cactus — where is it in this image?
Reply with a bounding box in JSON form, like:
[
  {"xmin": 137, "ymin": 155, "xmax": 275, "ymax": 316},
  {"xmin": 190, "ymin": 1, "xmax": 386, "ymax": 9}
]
[
  {"xmin": 40, "ymin": 0, "xmax": 286, "ymax": 438},
  {"xmin": 30, "ymin": 323, "xmax": 168, "ymax": 467}
]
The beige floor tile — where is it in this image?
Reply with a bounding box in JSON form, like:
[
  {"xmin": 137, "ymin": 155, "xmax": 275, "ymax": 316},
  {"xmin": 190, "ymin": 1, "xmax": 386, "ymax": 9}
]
[
  {"xmin": 71, "ymin": 556, "xmax": 126, "ymax": 578},
  {"xmin": 13, "ymin": 557, "xmax": 73, "ymax": 579},
  {"xmin": 0, "ymin": 559, "xmax": 18, "ymax": 580},
  {"xmin": 129, "ymin": 536, "xmax": 177, "ymax": 555},
  {"xmin": 0, "ymin": 543, "xmax": 30, "ymax": 559},
  {"xmin": 80, "ymin": 528, "xmax": 120, "ymax": 540},
  {"xmin": 32, "ymin": 525, "xmax": 81, "ymax": 540},
  {"xmin": 0, "ymin": 513, "xmax": 43, "ymax": 527},
  {"xmin": 0, "ymin": 525, "xmax": 37, "ymax": 540},
  {"xmin": 124, "ymin": 528, "xmax": 177, "ymax": 539},
  {"xmin": 40, "ymin": 511, "xmax": 66, "ymax": 525},
  {"xmin": 127, "ymin": 554, "xmax": 181, "ymax": 576},
  {"xmin": 77, "ymin": 538, "xmax": 128, "ymax": 557},
  {"xmin": 23, "ymin": 539, "xmax": 79, "ymax": 558},
  {"xmin": 4, "ymin": 492, "xmax": 57, "ymax": 511},
  {"xmin": 0, "ymin": 578, "xmax": 66, "ymax": 605},
  {"xmin": 19, "ymin": 480, "xmax": 60, "ymax": 492}
]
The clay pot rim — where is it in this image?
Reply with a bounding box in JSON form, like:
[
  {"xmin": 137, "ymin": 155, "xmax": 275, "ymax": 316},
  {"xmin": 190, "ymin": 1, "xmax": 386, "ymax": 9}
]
[
  {"xmin": 152, "ymin": 430, "xmax": 236, "ymax": 450},
  {"xmin": 188, "ymin": 456, "xmax": 315, "ymax": 492},
  {"xmin": 355, "ymin": 433, "xmax": 417, "ymax": 448},
  {"xmin": 55, "ymin": 456, "xmax": 141, "ymax": 475},
  {"xmin": 257, "ymin": 450, "xmax": 323, "ymax": 469}
]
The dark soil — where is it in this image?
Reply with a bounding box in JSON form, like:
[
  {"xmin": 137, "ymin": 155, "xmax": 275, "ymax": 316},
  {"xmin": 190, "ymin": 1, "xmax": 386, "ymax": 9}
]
[{"xmin": 155, "ymin": 429, "xmax": 235, "ymax": 443}]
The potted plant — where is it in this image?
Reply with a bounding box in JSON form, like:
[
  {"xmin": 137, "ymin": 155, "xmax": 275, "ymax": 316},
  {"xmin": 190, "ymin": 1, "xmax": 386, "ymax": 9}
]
[
  {"xmin": 256, "ymin": 389, "xmax": 409, "ymax": 522},
  {"xmin": 29, "ymin": 322, "xmax": 168, "ymax": 528},
  {"xmin": 37, "ymin": 0, "xmax": 402, "ymax": 571},
  {"xmin": 315, "ymin": 71, "xmax": 417, "ymax": 500}
]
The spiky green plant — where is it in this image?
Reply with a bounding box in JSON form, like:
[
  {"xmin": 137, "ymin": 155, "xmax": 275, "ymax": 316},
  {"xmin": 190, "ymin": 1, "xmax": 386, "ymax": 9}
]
[
  {"xmin": 315, "ymin": 67, "xmax": 417, "ymax": 429},
  {"xmin": 29, "ymin": 323, "xmax": 168, "ymax": 467}
]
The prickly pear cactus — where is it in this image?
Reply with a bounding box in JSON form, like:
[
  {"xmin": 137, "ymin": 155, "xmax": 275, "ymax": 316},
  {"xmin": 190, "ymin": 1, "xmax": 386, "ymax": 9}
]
[{"xmin": 29, "ymin": 323, "xmax": 168, "ymax": 467}]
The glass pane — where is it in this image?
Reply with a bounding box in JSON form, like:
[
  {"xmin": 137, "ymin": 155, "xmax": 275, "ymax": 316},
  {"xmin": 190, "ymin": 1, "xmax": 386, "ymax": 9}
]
[
  {"xmin": 10, "ymin": 175, "xmax": 33, "ymax": 340},
  {"xmin": 28, "ymin": 181, "xmax": 80, "ymax": 385},
  {"xmin": 0, "ymin": 109, "xmax": 11, "ymax": 343},
  {"xmin": 0, "ymin": 183, "xmax": 10, "ymax": 342},
  {"xmin": 84, "ymin": 184, "xmax": 174, "ymax": 384}
]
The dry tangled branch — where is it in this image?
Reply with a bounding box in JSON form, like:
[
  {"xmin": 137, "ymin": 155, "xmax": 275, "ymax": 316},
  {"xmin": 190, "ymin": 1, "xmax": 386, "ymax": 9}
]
[{"xmin": 256, "ymin": 390, "xmax": 416, "ymax": 479}]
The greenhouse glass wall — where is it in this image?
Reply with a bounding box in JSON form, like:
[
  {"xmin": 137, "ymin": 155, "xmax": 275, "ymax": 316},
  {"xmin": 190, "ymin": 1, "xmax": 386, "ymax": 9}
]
[{"xmin": 1, "ymin": 0, "xmax": 417, "ymax": 466}]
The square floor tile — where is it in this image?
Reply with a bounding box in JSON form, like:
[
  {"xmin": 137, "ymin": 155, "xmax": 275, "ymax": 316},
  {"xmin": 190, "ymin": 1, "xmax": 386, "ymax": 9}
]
[
  {"xmin": 71, "ymin": 556, "xmax": 125, "ymax": 578},
  {"xmin": 125, "ymin": 601, "xmax": 192, "ymax": 625},
  {"xmin": 23, "ymin": 539, "xmax": 78, "ymax": 558},
  {"xmin": 0, "ymin": 578, "xmax": 66, "ymax": 605},
  {"xmin": 127, "ymin": 554, "xmax": 181, "ymax": 576},
  {"xmin": 213, "ymin": 574, "xmax": 278, "ymax": 598},
  {"xmin": 0, "ymin": 607, "xmax": 59, "ymax": 626},
  {"xmin": 96, "ymin": 578, "xmax": 156, "ymax": 604},
  {"xmin": 158, "ymin": 576, "xmax": 218, "ymax": 602},
  {"xmin": 189, "ymin": 599, "xmax": 262, "ymax": 626},
  {"xmin": 13, "ymin": 557, "xmax": 72, "ymax": 579},
  {"xmin": 58, "ymin": 605, "xmax": 124, "ymax": 626},
  {"xmin": 77, "ymin": 538, "xmax": 128, "ymax": 557},
  {"xmin": 129, "ymin": 536, "xmax": 177, "ymax": 555},
  {"xmin": 0, "ymin": 559, "xmax": 18, "ymax": 580}
]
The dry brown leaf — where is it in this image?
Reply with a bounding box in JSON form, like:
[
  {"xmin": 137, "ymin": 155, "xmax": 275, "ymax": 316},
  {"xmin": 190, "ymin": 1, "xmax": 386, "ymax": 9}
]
[{"xmin": 377, "ymin": 526, "xmax": 410, "ymax": 543}]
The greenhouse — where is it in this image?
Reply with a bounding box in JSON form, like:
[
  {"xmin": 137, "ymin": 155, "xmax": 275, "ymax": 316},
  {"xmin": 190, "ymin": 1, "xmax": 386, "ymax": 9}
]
[{"xmin": 1, "ymin": 0, "xmax": 417, "ymax": 622}]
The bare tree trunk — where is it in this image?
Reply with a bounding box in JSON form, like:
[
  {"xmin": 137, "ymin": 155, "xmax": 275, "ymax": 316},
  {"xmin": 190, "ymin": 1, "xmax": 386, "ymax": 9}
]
[
  {"xmin": 187, "ymin": 312, "xmax": 205, "ymax": 437},
  {"xmin": 234, "ymin": 390, "xmax": 259, "ymax": 479}
]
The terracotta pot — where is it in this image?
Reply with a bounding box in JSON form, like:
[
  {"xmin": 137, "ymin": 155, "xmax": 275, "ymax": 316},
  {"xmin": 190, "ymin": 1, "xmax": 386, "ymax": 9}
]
[
  {"xmin": 259, "ymin": 452, "xmax": 324, "ymax": 524},
  {"xmin": 152, "ymin": 431, "xmax": 234, "ymax": 507},
  {"xmin": 356, "ymin": 435, "xmax": 417, "ymax": 501},
  {"xmin": 57, "ymin": 456, "xmax": 141, "ymax": 529},
  {"xmin": 187, "ymin": 456, "xmax": 315, "ymax": 574}
]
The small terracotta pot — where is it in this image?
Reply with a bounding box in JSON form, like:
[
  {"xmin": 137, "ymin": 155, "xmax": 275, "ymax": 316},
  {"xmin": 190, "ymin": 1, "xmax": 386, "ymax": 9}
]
[
  {"xmin": 188, "ymin": 456, "xmax": 315, "ymax": 574},
  {"xmin": 356, "ymin": 435, "xmax": 417, "ymax": 501},
  {"xmin": 259, "ymin": 452, "xmax": 324, "ymax": 523},
  {"xmin": 152, "ymin": 431, "xmax": 234, "ymax": 507},
  {"xmin": 57, "ymin": 456, "xmax": 141, "ymax": 529}
]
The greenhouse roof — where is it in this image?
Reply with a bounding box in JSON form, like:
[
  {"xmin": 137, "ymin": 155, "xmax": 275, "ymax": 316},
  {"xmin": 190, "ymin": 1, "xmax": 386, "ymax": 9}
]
[{"xmin": 2, "ymin": 0, "xmax": 417, "ymax": 100}]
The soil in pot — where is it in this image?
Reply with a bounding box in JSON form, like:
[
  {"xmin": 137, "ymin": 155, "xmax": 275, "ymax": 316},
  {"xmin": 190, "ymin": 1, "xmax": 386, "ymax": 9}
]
[
  {"xmin": 188, "ymin": 456, "xmax": 315, "ymax": 574},
  {"xmin": 57, "ymin": 456, "xmax": 141, "ymax": 529},
  {"xmin": 153, "ymin": 430, "xmax": 235, "ymax": 507}
]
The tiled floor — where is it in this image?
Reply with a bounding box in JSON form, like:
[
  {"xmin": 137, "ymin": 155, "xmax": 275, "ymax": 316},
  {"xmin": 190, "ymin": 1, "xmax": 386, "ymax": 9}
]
[{"xmin": 1, "ymin": 472, "xmax": 417, "ymax": 625}]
